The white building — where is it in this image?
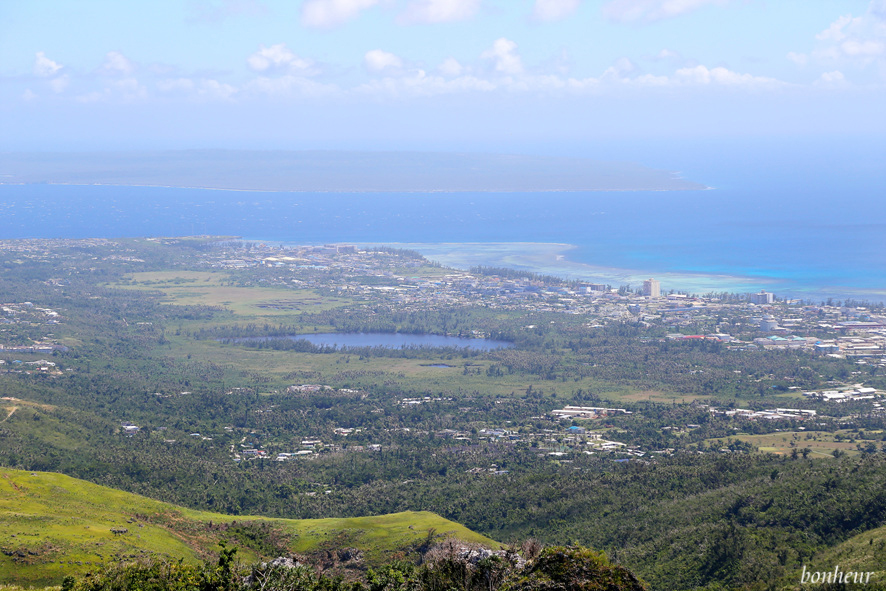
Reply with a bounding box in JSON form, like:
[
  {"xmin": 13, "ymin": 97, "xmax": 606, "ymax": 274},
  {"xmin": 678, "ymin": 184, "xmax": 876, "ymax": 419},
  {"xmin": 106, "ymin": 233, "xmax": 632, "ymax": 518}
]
[
  {"xmin": 759, "ymin": 315, "xmax": 779, "ymax": 331},
  {"xmin": 643, "ymin": 278, "xmax": 661, "ymax": 298},
  {"xmin": 749, "ymin": 290, "xmax": 775, "ymax": 304}
]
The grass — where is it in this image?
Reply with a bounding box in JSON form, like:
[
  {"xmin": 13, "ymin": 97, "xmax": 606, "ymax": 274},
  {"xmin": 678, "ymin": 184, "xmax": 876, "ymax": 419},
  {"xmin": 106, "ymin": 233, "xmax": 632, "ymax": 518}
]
[
  {"xmin": 706, "ymin": 430, "xmax": 885, "ymax": 458},
  {"xmin": 0, "ymin": 468, "xmax": 498, "ymax": 588},
  {"xmin": 149, "ymin": 333, "xmax": 635, "ymax": 400},
  {"xmin": 107, "ymin": 273, "xmax": 711, "ymax": 406},
  {"xmin": 800, "ymin": 524, "xmax": 886, "ymax": 583},
  {"xmin": 108, "ymin": 272, "xmax": 698, "ymax": 404},
  {"xmin": 773, "ymin": 524, "xmax": 886, "ymax": 589},
  {"xmin": 114, "ymin": 271, "xmax": 353, "ymax": 317}
]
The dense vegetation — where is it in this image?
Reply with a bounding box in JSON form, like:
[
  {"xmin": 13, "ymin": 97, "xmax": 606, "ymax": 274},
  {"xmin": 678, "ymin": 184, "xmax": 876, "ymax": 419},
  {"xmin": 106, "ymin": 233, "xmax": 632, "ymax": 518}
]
[
  {"xmin": 2, "ymin": 238, "xmax": 886, "ymax": 590},
  {"xmin": 61, "ymin": 544, "xmax": 647, "ymax": 591}
]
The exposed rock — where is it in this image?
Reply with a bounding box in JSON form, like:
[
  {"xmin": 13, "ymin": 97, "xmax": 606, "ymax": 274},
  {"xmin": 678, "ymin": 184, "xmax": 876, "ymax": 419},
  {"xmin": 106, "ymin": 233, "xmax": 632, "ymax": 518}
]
[{"xmin": 269, "ymin": 556, "xmax": 301, "ymax": 569}]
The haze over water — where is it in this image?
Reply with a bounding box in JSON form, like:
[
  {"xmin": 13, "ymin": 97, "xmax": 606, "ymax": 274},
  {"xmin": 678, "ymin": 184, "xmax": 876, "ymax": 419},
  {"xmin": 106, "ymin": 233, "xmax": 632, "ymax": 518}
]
[{"xmin": 1, "ymin": 139, "xmax": 883, "ymax": 303}]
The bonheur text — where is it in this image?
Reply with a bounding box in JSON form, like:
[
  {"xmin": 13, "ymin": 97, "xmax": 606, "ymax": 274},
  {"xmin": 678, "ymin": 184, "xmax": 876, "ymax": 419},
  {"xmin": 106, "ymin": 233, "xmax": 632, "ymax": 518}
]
[{"xmin": 801, "ymin": 565, "xmax": 874, "ymax": 585}]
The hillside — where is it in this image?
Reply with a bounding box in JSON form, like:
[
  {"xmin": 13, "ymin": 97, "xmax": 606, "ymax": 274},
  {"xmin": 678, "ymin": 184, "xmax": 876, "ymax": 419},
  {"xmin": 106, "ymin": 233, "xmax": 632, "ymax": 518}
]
[
  {"xmin": 779, "ymin": 524, "xmax": 886, "ymax": 588},
  {"xmin": 0, "ymin": 468, "xmax": 497, "ymax": 588}
]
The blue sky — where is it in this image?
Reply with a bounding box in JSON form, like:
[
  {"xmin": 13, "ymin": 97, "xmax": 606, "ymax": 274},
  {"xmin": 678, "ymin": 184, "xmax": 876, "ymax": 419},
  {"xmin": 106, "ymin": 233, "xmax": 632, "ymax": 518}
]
[{"xmin": 2, "ymin": 0, "xmax": 885, "ymax": 152}]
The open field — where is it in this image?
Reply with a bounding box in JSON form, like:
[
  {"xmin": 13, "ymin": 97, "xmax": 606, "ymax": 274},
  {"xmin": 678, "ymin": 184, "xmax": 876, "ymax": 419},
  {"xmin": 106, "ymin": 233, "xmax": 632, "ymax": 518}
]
[
  {"xmin": 707, "ymin": 430, "xmax": 886, "ymax": 458},
  {"xmin": 618, "ymin": 390, "xmax": 711, "ymax": 404},
  {"xmin": 0, "ymin": 398, "xmax": 56, "ymax": 425},
  {"xmin": 0, "ymin": 469, "xmax": 497, "ymax": 587},
  {"xmin": 114, "ymin": 271, "xmax": 353, "ymax": 317},
  {"xmin": 109, "ymin": 272, "xmax": 715, "ymax": 404}
]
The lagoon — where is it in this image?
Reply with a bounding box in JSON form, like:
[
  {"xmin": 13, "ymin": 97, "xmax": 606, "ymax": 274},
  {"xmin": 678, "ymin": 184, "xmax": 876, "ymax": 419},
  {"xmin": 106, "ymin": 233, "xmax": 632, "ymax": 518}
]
[
  {"xmin": 2, "ymin": 138, "xmax": 884, "ymax": 302},
  {"xmin": 244, "ymin": 333, "xmax": 512, "ymax": 351}
]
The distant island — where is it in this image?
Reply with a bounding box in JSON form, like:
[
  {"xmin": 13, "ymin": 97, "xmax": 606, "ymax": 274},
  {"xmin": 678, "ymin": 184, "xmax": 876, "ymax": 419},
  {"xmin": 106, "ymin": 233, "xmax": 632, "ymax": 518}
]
[{"xmin": 0, "ymin": 150, "xmax": 706, "ymax": 193}]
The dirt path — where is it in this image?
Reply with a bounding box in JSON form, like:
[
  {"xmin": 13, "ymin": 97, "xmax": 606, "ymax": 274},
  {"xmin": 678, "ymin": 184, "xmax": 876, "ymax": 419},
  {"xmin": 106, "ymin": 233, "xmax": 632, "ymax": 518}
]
[{"xmin": 0, "ymin": 405, "xmax": 17, "ymax": 423}]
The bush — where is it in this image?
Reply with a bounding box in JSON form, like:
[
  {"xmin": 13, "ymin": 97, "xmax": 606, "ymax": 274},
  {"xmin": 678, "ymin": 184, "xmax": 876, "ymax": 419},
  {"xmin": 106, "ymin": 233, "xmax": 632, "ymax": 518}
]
[{"xmin": 62, "ymin": 543, "xmax": 646, "ymax": 591}]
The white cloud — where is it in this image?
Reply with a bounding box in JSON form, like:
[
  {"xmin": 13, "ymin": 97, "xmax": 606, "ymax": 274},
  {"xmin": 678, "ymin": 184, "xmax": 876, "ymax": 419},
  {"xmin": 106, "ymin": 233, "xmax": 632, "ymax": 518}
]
[
  {"xmin": 633, "ymin": 73, "xmax": 669, "ymax": 86},
  {"xmin": 816, "ymin": 14, "xmax": 857, "ymax": 41},
  {"xmin": 602, "ymin": 0, "xmax": 727, "ymax": 23},
  {"xmin": 532, "ymin": 0, "xmax": 580, "ymax": 22},
  {"xmin": 601, "ymin": 57, "xmax": 636, "ymax": 80},
  {"xmin": 101, "ymin": 51, "xmax": 136, "ymax": 76},
  {"xmin": 480, "ymin": 38, "xmax": 523, "ymax": 75},
  {"xmin": 354, "ymin": 44, "xmax": 788, "ymax": 98},
  {"xmin": 673, "ymin": 64, "xmax": 781, "ymax": 87},
  {"xmin": 157, "ymin": 78, "xmax": 197, "ymax": 93},
  {"xmin": 49, "ymin": 74, "xmax": 70, "ymax": 93},
  {"xmin": 816, "ymin": 70, "xmax": 847, "ymax": 85},
  {"xmin": 34, "ymin": 51, "xmax": 63, "ymax": 77},
  {"xmin": 786, "ymin": 51, "xmax": 808, "ymax": 66},
  {"xmin": 841, "ymin": 39, "xmax": 884, "ymax": 56},
  {"xmin": 365, "ymin": 49, "xmax": 403, "ymax": 72},
  {"xmin": 245, "ymin": 75, "xmax": 338, "ymax": 98},
  {"xmin": 197, "ymin": 79, "xmax": 238, "ymax": 100},
  {"xmin": 157, "ymin": 77, "xmax": 237, "ymax": 100},
  {"xmin": 355, "ymin": 69, "xmax": 496, "ymax": 98},
  {"xmin": 74, "ymin": 77, "xmax": 146, "ymax": 103},
  {"xmin": 301, "ymin": 0, "xmax": 378, "ymax": 27},
  {"xmin": 808, "ymin": 6, "xmax": 886, "ymax": 65},
  {"xmin": 112, "ymin": 77, "xmax": 148, "ymax": 101},
  {"xmin": 21, "ymin": 89, "xmax": 38, "ymax": 101},
  {"xmin": 653, "ymin": 48, "xmax": 680, "ymax": 60},
  {"xmin": 438, "ymin": 57, "xmax": 463, "ymax": 77},
  {"xmin": 247, "ymin": 44, "xmax": 316, "ymax": 74},
  {"xmin": 398, "ymin": 0, "xmax": 480, "ymax": 24}
]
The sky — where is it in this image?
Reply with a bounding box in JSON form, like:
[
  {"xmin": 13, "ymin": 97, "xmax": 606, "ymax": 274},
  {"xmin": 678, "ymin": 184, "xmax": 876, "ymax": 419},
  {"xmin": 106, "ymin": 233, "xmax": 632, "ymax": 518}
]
[{"xmin": 1, "ymin": 0, "xmax": 885, "ymax": 153}]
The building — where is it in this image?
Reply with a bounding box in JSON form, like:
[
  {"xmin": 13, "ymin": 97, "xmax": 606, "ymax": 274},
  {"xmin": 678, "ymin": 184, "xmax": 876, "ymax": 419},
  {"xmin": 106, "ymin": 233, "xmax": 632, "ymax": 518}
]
[
  {"xmin": 749, "ymin": 290, "xmax": 775, "ymax": 304},
  {"xmin": 759, "ymin": 314, "xmax": 779, "ymax": 331},
  {"xmin": 642, "ymin": 278, "xmax": 660, "ymax": 298}
]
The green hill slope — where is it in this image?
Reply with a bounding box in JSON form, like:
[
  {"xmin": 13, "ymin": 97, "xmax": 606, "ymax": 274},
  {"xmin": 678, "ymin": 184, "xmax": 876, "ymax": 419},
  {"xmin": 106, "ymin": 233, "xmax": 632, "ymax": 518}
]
[
  {"xmin": 0, "ymin": 468, "xmax": 497, "ymax": 588},
  {"xmin": 774, "ymin": 524, "xmax": 886, "ymax": 589}
]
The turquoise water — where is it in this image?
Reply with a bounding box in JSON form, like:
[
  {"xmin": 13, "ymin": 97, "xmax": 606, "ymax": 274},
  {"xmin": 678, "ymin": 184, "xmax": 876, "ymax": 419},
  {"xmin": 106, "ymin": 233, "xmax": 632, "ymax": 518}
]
[{"xmin": 1, "ymin": 139, "xmax": 883, "ymax": 302}]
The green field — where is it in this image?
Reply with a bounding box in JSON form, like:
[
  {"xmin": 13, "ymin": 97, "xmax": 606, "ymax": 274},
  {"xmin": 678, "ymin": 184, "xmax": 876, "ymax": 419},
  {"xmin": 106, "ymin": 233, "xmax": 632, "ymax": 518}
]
[
  {"xmin": 107, "ymin": 271, "xmax": 710, "ymax": 404},
  {"xmin": 707, "ymin": 430, "xmax": 885, "ymax": 458},
  {"xmin": 0, "ymin": 469, "xmax": 497, "ymax": 587},
  {"xmin": 116, "ymin": 271, "xmax": 353, "ymax": 317}
]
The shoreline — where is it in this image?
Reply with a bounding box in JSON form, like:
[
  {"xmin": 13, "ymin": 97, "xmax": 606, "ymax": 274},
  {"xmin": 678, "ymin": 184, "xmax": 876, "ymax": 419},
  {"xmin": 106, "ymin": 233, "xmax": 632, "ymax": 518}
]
[{"xmin": 348, "ymin": 241, "xmax": 886, "ymax": 303}]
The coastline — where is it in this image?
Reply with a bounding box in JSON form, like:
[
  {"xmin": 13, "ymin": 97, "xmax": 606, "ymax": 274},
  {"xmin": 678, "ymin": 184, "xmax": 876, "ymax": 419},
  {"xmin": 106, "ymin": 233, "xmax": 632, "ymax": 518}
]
[
  {"xmin": 355, "ymin": 241, "xmax": 886, "ymax": 303},
  {"xmin": 357, "ymin": 241, "xmax": 773, "ymax": 294},
  {"xmin": 0, "ymin": 181, "xmax": 880, "ymax": 303}
]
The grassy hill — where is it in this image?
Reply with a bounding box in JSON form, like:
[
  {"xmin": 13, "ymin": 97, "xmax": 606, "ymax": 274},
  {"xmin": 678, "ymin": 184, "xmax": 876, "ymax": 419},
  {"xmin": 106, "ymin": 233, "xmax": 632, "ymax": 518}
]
[
  {"xmin": 774, "ymin": 524, "xmax": 886, "ymax": 589},
  {"xmin": 0, "ymin": 468, "xmax": 498, "ymax": 588}
]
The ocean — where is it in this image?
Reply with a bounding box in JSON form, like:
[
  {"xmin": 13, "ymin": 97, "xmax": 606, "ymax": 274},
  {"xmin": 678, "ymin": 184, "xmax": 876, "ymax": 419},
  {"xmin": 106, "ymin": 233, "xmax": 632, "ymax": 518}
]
[{"xmin": 1, "ymin": 139, "xmax": 884, "ymax": 302}]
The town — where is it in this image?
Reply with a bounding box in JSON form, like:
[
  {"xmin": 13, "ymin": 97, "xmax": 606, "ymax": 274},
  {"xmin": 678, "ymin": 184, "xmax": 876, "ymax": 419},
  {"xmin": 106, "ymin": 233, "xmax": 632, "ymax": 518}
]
[{"xmin": 197, "ymin": 241, "xmax": 886, "ymax": 364}]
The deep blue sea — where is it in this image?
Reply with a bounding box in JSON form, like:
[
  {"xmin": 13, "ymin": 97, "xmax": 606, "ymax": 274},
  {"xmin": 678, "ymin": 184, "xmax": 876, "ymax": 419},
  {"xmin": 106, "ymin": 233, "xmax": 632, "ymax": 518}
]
[{"xmin": 2, "ymin": 139, "xmax": 884, "ymax": 302}]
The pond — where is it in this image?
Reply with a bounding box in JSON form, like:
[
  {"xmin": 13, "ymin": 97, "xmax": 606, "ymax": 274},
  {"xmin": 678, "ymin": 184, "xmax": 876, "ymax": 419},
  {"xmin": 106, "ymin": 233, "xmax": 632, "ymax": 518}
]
[{"xmin": 236, "ymin": 333, "xmax": 512, "ymax": 351}]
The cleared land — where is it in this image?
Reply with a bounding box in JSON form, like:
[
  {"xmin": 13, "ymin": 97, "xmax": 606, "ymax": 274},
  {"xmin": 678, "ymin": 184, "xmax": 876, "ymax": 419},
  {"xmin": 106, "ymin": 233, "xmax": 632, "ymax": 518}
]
[
  {"xmin": 116, "ymin": 271, "xmax": 352, "ymax": 317},
  {"xmin": 707, "ymin": 430, "xmax": 885, "ymax": 458},
  {"xmin": 110, "ymin": 273, "xmax": 651, "ymax": 402},
  {"xmin": 0, "ymin": 469, "xmax": 497, "ymax": 587}
]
